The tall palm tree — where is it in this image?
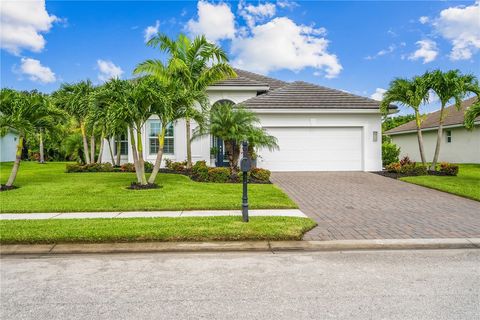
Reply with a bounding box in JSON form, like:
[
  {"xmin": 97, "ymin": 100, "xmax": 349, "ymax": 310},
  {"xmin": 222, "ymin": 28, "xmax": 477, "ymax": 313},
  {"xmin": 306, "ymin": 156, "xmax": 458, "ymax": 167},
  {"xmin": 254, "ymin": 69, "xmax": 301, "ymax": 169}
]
[
  {"xmin": 53, "ymin": 80, "xmax": 96, "ymax": 164},
  {"xmin": 0, "ymin": 89, "xmax": 60, "ymax": 188},
  {"xmin": 464, "ymin": 99, "xmax": 480, "ymax": 130},
  {"xmin": 134, "ymin": 33, "xmax": 236, "ymax": 168},
  {"xmin": 380, "ymin": 76, "xmax": 430, "ymax": 165},
  {"xmin": 426, "ymin": 70, "xmax": 480, "ymax": 170}
]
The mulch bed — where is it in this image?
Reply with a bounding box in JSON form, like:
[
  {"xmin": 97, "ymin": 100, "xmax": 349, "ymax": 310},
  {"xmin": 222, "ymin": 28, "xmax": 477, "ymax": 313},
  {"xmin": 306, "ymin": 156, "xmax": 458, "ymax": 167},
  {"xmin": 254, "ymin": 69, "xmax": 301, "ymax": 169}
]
[
  {"xmin": 373, "ymin": 170, "xmax": 454, "ymax": 180},
  {"xmin": 127, "ymin": 182, "xmax": 161, "ymax": 190},
  {"xmin": 0, "ymin": 185, "xmax": 18, "ymax": 192}
]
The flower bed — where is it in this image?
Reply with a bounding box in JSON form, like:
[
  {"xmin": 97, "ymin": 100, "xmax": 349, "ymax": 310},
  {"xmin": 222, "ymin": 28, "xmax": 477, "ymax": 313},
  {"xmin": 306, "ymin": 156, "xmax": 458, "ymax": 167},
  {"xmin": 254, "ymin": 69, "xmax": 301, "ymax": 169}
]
[{"xmin": 375, "ymin": 157, "xmax": 459, "ymax": 179}]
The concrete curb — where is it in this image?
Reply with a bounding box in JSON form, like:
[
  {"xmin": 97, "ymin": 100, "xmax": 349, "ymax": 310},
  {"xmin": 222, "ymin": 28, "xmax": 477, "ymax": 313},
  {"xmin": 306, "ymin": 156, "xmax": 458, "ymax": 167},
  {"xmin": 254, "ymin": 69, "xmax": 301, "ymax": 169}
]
[{"xmin": 1, "ymin": 238, "xmax": 479, "ymax": 255}]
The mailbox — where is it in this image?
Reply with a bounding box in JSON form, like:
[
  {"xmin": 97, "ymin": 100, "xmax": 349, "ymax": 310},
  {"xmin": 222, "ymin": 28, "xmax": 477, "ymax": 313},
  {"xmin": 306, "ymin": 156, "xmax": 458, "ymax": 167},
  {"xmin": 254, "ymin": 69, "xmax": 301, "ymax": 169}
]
[{"xmin": 241, "ymin": 158, "xmax": 251, "ymax": 172}]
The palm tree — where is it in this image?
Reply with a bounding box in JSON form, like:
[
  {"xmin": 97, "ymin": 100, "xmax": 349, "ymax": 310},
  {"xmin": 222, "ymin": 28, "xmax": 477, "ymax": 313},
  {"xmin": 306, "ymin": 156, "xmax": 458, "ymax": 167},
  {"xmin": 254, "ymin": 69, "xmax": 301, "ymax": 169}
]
[
  {"xmin": 426, "ymin": 70, "xmax": 480, "ymax": 170},
  {"xmin": 246, "ymin": 127, "xmax": 279, "ymax": 168},
  {"xmin": 0, "ymin": 89, "xmax": 60, "ymax": 188},
  {"xmin": 464, "ymin": 99, "xmax": 480, "ymax": 130},
  {"xmin": 134, "ymin": 33, "xmax": 236, "ymax": 169},
  {"xmin": 53, "ymin": 80, "xmax": 96, "ymax": 164},
  {"xmin": 380, "ymin": 76, "xmax": 430, "ymax": 165}
]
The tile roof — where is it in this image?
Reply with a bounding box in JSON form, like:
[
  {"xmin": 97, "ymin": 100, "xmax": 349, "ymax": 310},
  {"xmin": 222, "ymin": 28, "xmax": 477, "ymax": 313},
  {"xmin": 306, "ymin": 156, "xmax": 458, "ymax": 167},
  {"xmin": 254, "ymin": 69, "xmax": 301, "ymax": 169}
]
[
  {"xmin": 385, "ymin": 97, "xmax": 480, "ymax": 134},
  {"xmin": 211, "ymin": 68, "xmax": 287, "ymax": 90},
  {"xmin": 211, "ymin": 76, "xmax": 268, "ymax": 87},
  {"xmin": 239, "ymin": 81, "xmax": 389, "ymax": 109}
]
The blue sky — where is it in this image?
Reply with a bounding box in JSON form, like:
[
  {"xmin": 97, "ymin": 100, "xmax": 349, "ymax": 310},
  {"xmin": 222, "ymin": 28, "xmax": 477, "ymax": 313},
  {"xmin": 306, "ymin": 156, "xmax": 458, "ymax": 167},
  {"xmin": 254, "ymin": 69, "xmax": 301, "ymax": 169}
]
[{"xmin": 1, "ymin": 1, "xmax": 479, "ymax": 113}]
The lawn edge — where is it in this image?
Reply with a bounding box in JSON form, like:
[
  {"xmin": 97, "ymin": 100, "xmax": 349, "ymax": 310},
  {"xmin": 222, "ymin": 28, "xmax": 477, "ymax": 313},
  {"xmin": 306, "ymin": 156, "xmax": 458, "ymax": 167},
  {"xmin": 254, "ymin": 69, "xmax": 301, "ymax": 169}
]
[{"xmin": 399, "ymin": 178, "xmax": 480, "ymax": 202}]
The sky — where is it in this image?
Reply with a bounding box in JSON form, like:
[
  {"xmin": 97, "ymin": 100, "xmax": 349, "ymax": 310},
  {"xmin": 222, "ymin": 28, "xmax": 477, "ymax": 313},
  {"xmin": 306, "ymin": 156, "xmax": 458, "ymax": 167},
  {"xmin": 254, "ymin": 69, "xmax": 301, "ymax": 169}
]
[{"xmin": 1, "ymin": 0, "xmax": 479, "ymax": 114}]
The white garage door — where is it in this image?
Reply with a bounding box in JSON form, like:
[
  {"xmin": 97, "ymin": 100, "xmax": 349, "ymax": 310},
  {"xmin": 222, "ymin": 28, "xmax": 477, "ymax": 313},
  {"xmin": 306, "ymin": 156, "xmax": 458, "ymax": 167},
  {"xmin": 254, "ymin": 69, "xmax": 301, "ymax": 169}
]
[{"xmin": 258, "ymin": 127, "xmax": 363, "ymax": 171}]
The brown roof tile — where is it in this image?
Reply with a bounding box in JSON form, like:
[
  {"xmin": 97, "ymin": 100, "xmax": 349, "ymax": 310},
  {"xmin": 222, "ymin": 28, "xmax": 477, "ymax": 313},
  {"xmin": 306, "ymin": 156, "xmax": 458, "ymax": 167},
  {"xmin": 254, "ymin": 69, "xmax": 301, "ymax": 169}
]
[
  {"xmin": 211, "ymin": 68, "xmax": 287, "ymax": 90},
  {"xmin": 386, "ymin": 97, "xmax": 480, "ymax": 134}
]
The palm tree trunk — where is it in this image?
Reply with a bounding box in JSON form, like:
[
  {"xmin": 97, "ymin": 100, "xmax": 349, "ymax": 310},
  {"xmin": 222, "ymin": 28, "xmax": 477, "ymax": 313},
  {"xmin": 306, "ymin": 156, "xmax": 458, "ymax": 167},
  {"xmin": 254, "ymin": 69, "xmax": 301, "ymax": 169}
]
[
  {"xmin": 186, "ymin": 117, "xmax": 192, "ymax": 169},
  {"xmin": 38, "ymin": 130, "xmax": 45, "ymax": 164},
  {"xmin": 129, "ymin": 127, "xmax": 141, "ymax": 183},
  {"xmin": 148, "ymin": 127, "xmax": 166, "ymax": 184},
  {"xmin": 225, "ymin": 140, "xmax": 240, "ymax": 177},
  {"xmin": 115, "ymin": 138, "xmax": 121, "ymax": 166},
  {"xmin": 5, "ymin": 136, "xmax": 23, "ymax": 187},
  {"xmin": 107, "ymin": 138, "xmax": 115, "ymax": 165},
  {"xmin": 80, "ymin": 122, "xmax": 90, "ymax": 164},
  {"xmin": 90, "ymin": 135, "xmax": 96, "ymax": 164},
  {"xmin": 136, "ymin": 128, "xmax": 147, "ymax": 185},
  {"xmin": 414, "ymin": 110, "xmax": 426, "ymax": 165},
  {"xmin": 430, "ymin": 104, "xmax": 446, "ymax": 170},
  {"xmin": 97, "ymin": 133, "xmax": 105, "ymax": 163}
]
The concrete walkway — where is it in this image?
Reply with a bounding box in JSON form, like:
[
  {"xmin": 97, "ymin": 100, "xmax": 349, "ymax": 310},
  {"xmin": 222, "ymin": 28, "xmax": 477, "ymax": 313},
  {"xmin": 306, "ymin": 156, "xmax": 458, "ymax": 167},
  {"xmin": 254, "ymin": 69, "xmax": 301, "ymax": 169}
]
[{"xmin": 0, "ymin": 209, "xmax": 307, "ymax": 220}]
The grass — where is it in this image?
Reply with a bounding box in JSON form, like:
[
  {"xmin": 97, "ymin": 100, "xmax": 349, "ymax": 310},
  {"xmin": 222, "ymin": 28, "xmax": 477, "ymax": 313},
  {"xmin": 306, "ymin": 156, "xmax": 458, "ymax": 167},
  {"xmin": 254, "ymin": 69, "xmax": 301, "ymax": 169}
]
[
  {"xmin": 0, "ymin": 216, "xmax": 317, "ymax": 244},
  {"xmin": 400, "ymin": 164, "xmax": 480, "ymax": 201},
  {"xmin": 0, "ymin": 162, "xmax": 297, "ymax": 213}
]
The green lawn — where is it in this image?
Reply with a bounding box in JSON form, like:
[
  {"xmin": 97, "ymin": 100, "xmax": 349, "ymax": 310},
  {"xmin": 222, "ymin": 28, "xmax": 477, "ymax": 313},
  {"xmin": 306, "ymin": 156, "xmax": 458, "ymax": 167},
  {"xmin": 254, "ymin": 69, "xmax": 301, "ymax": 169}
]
[
  {"xmin": 400, "ymin": 164, "xmax": 480, "ymax": 201},
  {"xmin": 0, "ymin": 216, "xmax": 316, "ymax": 244},
  {"xmin": 0, "ymin": 162, "xmax": 296, "ymax": 213}
]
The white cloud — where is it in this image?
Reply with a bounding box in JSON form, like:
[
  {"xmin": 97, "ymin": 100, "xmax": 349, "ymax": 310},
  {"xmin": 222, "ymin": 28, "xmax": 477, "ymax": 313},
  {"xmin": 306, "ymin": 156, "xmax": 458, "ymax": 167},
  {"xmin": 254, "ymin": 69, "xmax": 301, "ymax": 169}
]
[
  {"xmin": 186, "ymin": 1, "xmax": 235, "ymax": 42},
  {"xmin": 370, "ymin": 88, "xmax": 386, "ymax": 101},
  {"xmin": 239, "ymin": 1, "xmax": 276, "ymax": 28},
  {"xmin": 97, "ymin": 59, "xmax": 123, "ymax": 82},
  {"xmin": 231, "ymin": 17, "xmax": 342, "ymax": 78},
  {"xmin": 0, "ymin": 0, "xmax": 58, "ymax": 55},
  {"xmin": 365, "ymin": 44, "xmax": 397, "ymax": 60},
  {"xmin": 144, "ymin": 20, "xmax": 160, "ymax": 42},
  {"xmin": 277, "ymin": 0, "xmax": 299, "ymax": 9},
  {"xmin": 18, "ymin": 58, "xmax": 56, "ymax": 83},
  {"xmin": 419, "ymin": 16, "xmax": 429, "ymax": 24},
  {"xmin": 409, "ymin": 39, "xmax": 438, "ymax": 63},
  {"xmin": 433, "ymin": 1, "xmax": 480, "ymax": 60}
]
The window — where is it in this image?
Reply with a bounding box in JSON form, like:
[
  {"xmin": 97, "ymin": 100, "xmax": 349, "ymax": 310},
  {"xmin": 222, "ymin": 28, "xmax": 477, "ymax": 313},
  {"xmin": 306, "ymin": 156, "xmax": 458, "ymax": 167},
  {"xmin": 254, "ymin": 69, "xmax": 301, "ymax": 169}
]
[
  {"xmin": 114, "ymin": 134, "xmax": 128, "ymax": 156},
  {"xmin": 446, "ymin": 130, "xmax": 452, "ymax": 143},
  {"xmin": 149, "ymin": 121, "xmax": 174, "ymax": 154}
]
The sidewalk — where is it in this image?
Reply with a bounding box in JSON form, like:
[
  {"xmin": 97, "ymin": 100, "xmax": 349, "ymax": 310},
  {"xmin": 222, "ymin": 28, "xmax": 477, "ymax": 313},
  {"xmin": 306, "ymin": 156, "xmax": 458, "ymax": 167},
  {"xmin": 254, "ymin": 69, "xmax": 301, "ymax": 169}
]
[{"xmin": 0, "ymin": 209, "xmax": 307, "ymax": 220}]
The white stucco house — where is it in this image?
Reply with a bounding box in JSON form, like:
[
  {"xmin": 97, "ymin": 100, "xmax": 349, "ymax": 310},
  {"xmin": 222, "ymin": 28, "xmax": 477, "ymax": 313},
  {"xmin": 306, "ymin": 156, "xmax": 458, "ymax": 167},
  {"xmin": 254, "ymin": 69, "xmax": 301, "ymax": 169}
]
[
  {"xmin": 102, "ymin": 69, "xmax": 394, "ymax": 171},
  {"xmin": 0, "ymin": 129, "xmax": 18, "ymax": 162},
  {"xmin": 386, "ymin": 97, "xmax": 480, "ymax": 164}
]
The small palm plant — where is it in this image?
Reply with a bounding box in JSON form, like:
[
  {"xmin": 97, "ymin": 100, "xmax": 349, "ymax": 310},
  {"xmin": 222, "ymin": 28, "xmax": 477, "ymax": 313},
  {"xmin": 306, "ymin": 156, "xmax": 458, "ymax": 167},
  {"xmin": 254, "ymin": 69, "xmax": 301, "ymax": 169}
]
[
  {"xmin": 380, "ymin": 76, "xmax": 430, "ymax": 165},
  {"xmin": 464, "ymin": 100, "xmax": 480, "ymax": 130},
  {"xmin": 426, "ymin": 70, "xmax": 480, "ymax": 170},
  {"xmin": 0, "ymin": 89, "xmax": 62, "ymax": 189}
]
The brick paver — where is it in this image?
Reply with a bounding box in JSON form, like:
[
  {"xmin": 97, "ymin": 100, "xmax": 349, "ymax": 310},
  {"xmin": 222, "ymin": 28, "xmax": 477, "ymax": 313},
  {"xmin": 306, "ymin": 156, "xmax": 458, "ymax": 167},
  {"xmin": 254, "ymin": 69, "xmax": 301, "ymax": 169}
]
[{"xmin": 271, "ymin": 172, "xmax": 480, "ymax": 241}]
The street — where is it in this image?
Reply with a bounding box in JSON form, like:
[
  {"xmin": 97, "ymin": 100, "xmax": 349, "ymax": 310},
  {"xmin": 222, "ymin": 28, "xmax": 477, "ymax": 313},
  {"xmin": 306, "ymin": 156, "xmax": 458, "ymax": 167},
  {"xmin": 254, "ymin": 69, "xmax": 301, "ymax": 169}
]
[{"xmin": 1, "ymin": 249, "xmax": 479, "ymax": 319}]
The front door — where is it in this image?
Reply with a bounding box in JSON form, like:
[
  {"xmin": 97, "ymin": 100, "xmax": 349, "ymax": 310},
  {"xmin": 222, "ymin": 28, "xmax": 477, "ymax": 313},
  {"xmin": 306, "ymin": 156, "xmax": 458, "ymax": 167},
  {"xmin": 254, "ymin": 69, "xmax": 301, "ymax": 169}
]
[{"xmin": 214, "ymin": 137, "xmax": 229, "ymax": 167}]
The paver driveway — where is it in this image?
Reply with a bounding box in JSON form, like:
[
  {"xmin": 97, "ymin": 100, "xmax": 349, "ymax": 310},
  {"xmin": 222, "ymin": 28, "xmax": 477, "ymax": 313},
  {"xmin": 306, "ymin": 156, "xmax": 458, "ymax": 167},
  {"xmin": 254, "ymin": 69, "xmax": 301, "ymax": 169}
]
[{"xmin": 271, "ymin": 172, "xmax": 480, "ymax": 241}]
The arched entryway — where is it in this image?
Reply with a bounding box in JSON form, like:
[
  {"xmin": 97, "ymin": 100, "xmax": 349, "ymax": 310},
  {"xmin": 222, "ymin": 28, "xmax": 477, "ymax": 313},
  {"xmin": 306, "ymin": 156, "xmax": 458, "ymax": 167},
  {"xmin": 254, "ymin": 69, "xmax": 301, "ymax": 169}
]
[{"xmin": 211, "ymin": 99, "xmax": 234, "ymax": 167}]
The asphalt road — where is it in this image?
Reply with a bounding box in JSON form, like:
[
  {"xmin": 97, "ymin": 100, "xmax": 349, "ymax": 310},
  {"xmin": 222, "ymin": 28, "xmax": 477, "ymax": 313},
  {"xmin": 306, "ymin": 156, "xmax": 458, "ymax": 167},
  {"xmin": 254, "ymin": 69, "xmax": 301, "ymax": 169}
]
[{"xmin": 1, "ymin": 249, "xmax": 479, "ymax": 320}]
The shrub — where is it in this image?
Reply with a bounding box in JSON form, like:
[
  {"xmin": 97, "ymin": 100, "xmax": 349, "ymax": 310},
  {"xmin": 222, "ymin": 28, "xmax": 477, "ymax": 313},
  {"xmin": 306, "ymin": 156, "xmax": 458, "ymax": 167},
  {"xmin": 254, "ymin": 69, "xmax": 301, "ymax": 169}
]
[
  {"xmin": 66, "ymin": 163, "xmax": 114, "ymax": 173},
  {"xmin": 120, "ymin": 163, "xmax": 136, "ymax": 172},
  {"xmin": 165, "ymin": 159, "xmax": 187, "ymax": 172},
  {"xmin": 399, "ymin": 163, "xmax": 427, "ymax": 176},
  {"xmin": 144, "ymin": 162, "xmax": 153, "ymax": 173},
  {"xmin": 385, "ymin": 162, "xmax": 401, "ymax": 173},
  {"xmin": 207, "ymin": 167, "xmax": 230, "ymax": 183},
  {"xmin": 250, "ymin": 168, "xmax": 271, "ymax": 182},
  {"xmin": 439, "ymin": 162, "xmax": 459, "ymax": 176},
  {"xmin": 382, "ymin": 142, "xmax": 400, "ymax": 166},
  {"xmin": 192, "ymin": 161, "xmax": 209, "ymax": 181},
  {"xmin": 399, "ymin": 156, "xmax": 413, "ymax": 166}
]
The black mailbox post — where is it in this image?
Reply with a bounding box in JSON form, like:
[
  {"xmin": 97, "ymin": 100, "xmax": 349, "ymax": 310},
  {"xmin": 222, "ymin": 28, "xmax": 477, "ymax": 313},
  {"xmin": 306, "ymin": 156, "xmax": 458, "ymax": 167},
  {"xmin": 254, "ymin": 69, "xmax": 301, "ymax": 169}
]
[{"xmin": 240, "ymin": 141, "xmax": 251, "ymax": 222}]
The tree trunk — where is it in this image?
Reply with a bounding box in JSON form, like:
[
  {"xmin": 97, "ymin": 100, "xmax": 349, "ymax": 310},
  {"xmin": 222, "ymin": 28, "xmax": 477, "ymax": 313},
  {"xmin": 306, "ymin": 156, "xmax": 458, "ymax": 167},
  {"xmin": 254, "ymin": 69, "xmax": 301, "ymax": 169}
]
[
  {"xmin": 225, "ymin": 140, "xmax": 240, "ymax": 177},
  {"xmin": 115, "ymin": 138, "xmax": 121, "ymax": 166},
  {"xmin": 185, "ymin": 117, "xmax": 192, "ymax": 169},
  {"xmin": 5, "ymin": 136, "xmax": 23, "ymax": 187},
  {"xmin": 38, "ymin": 129, "xmax": 45, "ymax": 164},
  {"xmin": 414, "ymin": 110, "xmax": 426, "ymax": 165},
  {"xmin": 247, "ymin": 145, "xmax": 257, "ymax": 169},
  {"xmin": 90, "ymin": 135, "xmax": 95, "ymax": 164},
  {"xmin": 148, "ymin": 126, "xmax": 166, "ymax": 184},
  {"xmin": 80, "ymin": 122, "xmax": 90, "ymax": 164},
  {"xmin": 136, "ymin": 128, "xmax": 147, "ymax": 185},
  {"xmin": 129, "ymin": 127, "xmax": 141, "ymax": 183},
  {"xmin": 430, "ymin": 104, "xmax": 446, "ymax": 171},
  {"xmin": 97, "ymin": 133, "xmax": 105, "ymax": 163},
  {"xmin": 107, "ymin": 138, "xmax": 115, "ymax": 165}
]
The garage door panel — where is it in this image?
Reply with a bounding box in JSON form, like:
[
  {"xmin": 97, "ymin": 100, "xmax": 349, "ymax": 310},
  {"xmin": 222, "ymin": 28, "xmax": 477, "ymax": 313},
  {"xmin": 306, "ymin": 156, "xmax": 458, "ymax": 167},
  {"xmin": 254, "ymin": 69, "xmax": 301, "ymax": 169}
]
[{"xmin": 258, "ymin": 127, "xmax": 363, "ymax": 171}]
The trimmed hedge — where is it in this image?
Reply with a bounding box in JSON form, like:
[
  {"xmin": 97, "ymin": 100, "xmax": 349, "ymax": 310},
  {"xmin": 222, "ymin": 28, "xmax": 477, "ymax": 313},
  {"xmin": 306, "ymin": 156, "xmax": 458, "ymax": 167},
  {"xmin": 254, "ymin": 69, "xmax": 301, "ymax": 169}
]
[{"xmin": 66, "ymin": 162, "xmax": 153, "ymax": 173}]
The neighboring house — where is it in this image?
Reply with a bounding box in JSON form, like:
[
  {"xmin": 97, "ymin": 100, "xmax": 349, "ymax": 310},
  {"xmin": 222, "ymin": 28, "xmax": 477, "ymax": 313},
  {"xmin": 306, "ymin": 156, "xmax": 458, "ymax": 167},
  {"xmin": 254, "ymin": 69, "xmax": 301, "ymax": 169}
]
[
  {"xmin": 102, "ymin": 69, "xmax": 394, "ymax": 171},
  {"xmin": 385, "ymin": 97, "xmax": 480, "ymax": 164},
  {"xmin": 0, "ymin": 129, "xmax": 18, "ymax": 162}
]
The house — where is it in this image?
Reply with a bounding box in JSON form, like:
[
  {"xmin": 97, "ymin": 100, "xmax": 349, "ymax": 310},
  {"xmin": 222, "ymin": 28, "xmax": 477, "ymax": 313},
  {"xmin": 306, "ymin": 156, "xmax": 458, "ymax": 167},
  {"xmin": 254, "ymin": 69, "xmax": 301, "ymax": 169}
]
[
  {"xmin": 0, "ymin": 129, "xmax": 18, "ymax": 162},
  {"xmin": 385, "ymin": 97, "xmax": 480, "ymax": 164},
  {"xmin": 102, "ymin": 69, "xmax": 394, "ymax": 171}
]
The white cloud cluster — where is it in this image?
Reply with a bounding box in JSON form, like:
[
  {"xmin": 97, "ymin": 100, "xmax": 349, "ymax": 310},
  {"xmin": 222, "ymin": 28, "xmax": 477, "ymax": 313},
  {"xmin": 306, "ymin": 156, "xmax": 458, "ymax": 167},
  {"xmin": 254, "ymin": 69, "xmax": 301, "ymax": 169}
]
[
  {"xmin": 277, "ymin": 0, "xmax": 299, "ymax": 9},
  {"xmin": 409, "ymin": 39, "xmax": 438, "ymax": 64},
  {"xmin": 187, "ymin": 1, "xmax": 341, "ymax": 78},
  {"xmin": 370, "ymin": 88, "xmax": 386, "ymax": 101},
  {"xmin": 419, "ymin": 16, "xmax": 429, "ymax": 24},
  {"xmin": 433, "ymin": 1, "xmax": 480, "ymax": 60},
  {"xmin": 97, "ymin": 59, "xmax": 124, "ymax": 82},
  {"xmin": 186, "ymin": 1, "xmax": 235, "ymax": 42},
  {"xmin": 19, "ymin": 58, "xmax": 56, "ymax": 83},
  {"xmin": 232, "ymin": 17, "xmax": 341, "ymax": 78},
  {"xmin": 144, "ymin": 20, "xmax": 160, "ymax": 42},
  {"xmin": 0, "ymin": 0, "xmax": 58, "ymax": 55}
]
